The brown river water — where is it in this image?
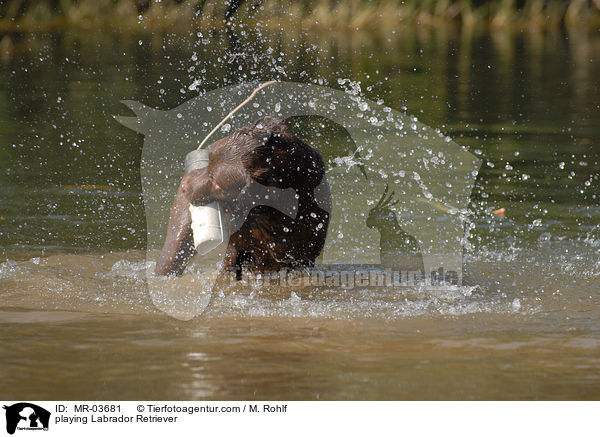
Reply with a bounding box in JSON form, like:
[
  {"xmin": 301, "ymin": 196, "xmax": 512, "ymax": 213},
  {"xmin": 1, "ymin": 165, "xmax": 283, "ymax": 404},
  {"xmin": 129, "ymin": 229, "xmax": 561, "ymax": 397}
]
[{"xmin": 1, "ymin": 27, "xmax": 599, "ymax": 400}]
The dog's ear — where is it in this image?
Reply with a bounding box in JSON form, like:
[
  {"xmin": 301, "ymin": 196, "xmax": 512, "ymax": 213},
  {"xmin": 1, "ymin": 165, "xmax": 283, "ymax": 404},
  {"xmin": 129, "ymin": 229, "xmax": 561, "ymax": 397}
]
[
  {"xmin": 261, "ymin": 133, "xmax": 325, "ymax": 189},
  {"xmin": 243, "ymin": 132, "xmax": 325, "ymax": 191},
  {"xmin": 242, "ymin": 137, "xmax": 284, "ymax": 188}
]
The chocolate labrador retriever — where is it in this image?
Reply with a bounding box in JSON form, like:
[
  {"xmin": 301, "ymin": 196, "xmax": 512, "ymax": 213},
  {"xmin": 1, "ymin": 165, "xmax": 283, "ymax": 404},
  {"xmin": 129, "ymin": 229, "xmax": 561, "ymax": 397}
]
[{"xmin": 155, "ymin": 117, "xmax": 331, "ymax": 280}]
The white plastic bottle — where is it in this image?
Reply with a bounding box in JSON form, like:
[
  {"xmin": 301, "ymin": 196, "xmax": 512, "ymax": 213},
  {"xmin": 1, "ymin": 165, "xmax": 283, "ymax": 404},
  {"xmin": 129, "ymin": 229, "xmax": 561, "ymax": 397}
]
[{"xmin": 184, "ymin": 149, "xmax": 229, "ymax": 255}]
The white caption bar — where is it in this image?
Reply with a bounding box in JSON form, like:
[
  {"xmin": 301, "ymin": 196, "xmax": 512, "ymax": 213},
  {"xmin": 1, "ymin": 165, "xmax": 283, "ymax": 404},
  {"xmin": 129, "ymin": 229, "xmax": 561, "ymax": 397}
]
[{"xmin": 0, "ymin": 401, "xmax": 597, "ymax": 437}]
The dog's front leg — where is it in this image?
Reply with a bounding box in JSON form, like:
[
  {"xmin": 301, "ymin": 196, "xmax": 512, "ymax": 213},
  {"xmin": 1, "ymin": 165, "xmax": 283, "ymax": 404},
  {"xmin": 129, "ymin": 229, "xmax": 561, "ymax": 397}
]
[{"xmin": 155, "ymin": 184, "xmax": 196, "ymax": 276}]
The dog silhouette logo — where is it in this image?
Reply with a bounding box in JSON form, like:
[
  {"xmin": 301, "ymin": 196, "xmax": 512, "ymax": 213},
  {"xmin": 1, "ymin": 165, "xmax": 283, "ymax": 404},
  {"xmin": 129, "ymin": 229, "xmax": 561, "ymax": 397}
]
[{"xmin": 3, "ymin": 403, "xmax": 50, "ymax": 435}]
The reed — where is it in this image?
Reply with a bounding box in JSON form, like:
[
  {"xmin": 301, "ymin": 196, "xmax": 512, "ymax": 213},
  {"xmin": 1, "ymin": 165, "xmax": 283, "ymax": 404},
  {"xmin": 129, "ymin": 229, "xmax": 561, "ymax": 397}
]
[{"xmin": 0, "ymin": 0, "xmax": 598, "ymax": 33}]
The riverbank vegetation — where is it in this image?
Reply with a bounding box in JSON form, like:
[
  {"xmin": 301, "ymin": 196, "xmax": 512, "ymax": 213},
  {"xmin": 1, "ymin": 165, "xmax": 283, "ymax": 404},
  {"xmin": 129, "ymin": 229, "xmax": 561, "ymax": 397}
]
[{"xmin": 0, "ymin": 0, "xmax": 599, "ymax": 34}]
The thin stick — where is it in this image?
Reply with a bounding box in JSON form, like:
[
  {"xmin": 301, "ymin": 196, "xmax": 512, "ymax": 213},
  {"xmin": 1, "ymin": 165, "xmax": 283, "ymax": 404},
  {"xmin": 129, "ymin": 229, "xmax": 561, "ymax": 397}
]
[{"xmin": 197, "ymin": 80, "xmax": 277, "ymax": 150}]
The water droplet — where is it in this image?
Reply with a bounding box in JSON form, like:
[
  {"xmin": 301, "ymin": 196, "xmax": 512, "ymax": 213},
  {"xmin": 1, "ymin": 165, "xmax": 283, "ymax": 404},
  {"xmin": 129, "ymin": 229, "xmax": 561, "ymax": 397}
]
[{"xmin": 512, "ymin": 298, "xmax": 521, "ymax": 311}]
